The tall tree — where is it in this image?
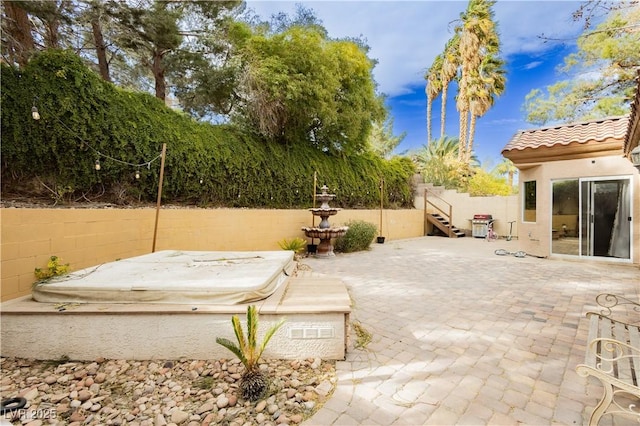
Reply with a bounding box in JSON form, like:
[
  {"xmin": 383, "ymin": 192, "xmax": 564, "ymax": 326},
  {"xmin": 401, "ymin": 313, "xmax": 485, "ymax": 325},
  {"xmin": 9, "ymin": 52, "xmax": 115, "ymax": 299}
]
[
  {"xmin": 167, "ymin": 1, "xmax": 246, "ymax": 117},
  {"xmin": 439, "ymin": 35, "xmax": 460, "ymax": 139},
  {"xmin": 412, "ymin": 135, "xmax": 472, "ymax": 188},
  {"xmin": 27, "ymin": 0, "xmax": 75, "ymax": 48},
  {"xmin": 78, "ymin": 0, "xmax": 113, "ymax": 82},
  {"xmin": 494, "ymin": 158, "xmax": 517, "ymax": 188},
  {"xmin": 466, "ymin": 51, "xmax": 505, "ymax": 161},
  {"xmin": 109, "ymin": 1, "xmax": 182, "ymax": 101},
  {"xmin": 267, "ymin": 3, "xmax": 327, "ymax": 35},
  {"xmin": 524, "ymin": 2, "xmax": 640, "ymax": 124},
  {"xmin": 455, "ymin": 0, "xmax": 500, "ymax": 162},
  {"xmin": 235, "ymin": 25, "xmax": 383, "ymax": 154},
  {"xmin": 425, "ymin": 54, "xmax": 443, "ymax": 144},
  {"xmin": 367, "ymin": 111, "xmax": 407, "ymax": 159},
  {"xmin": 104, "ymin": 0, "xmax": 242, "ymax": 102},
  {"xmin": 1, "ymin": 1, "xmax": 35, "ymax": 66}
]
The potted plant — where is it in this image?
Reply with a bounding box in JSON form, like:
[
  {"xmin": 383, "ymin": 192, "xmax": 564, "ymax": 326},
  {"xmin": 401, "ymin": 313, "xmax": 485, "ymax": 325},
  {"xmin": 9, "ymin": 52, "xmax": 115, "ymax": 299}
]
[
  {"xmin": 277, "ymin": 237, "xmax": 307, "ymax": 259},
  {"xmin": 307, "ymin": 241, "xmax": 318, "ymax": 254}
]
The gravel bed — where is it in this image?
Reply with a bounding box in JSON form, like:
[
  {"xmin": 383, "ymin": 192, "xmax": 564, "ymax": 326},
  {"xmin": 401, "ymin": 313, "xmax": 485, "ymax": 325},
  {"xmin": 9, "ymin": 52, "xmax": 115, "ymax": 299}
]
[{"xmin": 0, "ymin": 356, "xmax": 336, "ymax": 426}]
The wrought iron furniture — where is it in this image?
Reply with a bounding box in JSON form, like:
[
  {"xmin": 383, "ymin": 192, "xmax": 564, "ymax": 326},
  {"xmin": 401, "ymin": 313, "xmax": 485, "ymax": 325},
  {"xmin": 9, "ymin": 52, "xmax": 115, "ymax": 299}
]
[{"xmin": 576, "ymin": 293, "xmax": 640, "ymax": 425}]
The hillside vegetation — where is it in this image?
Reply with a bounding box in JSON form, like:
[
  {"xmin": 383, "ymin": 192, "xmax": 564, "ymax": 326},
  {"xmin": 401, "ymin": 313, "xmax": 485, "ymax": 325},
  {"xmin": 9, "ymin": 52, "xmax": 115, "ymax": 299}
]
[{"xmin": 1, "ymin": 50, "xmax": 415, "ymax": 208}]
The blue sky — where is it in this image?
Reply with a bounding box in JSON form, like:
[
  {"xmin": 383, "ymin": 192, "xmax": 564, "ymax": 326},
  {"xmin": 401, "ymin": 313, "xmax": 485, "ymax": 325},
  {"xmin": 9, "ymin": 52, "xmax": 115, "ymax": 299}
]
[{"xmin": 245, "ymin": 0, "xmax": 587, "ymax": 167}]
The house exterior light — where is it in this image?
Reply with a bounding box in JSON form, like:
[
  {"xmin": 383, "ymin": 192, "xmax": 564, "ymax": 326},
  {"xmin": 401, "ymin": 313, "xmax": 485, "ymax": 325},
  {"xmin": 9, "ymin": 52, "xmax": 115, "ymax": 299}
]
[{"xmin": 631, "ymin": 145, "xmax": 640, "ymax": 171}]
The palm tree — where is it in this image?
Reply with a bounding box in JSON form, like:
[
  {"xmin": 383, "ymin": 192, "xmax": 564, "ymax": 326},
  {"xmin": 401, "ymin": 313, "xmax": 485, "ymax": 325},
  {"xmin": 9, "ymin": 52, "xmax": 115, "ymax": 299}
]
[
  {"xmin": 412, "ymin": 135, "xmax": 469, "ymax": 188},
  {"xmin": 425, "ymin": 54, "xmax": 443, "ymax": 143},
  {"xmin": 494, "ymin": 158, "xmax": 518, "ymax": 188},
  {"xmin": 422, "ymin": 135, "xmax": 460, "ymax": 159},
  {"xmin": 456, "ymin": 6, "xmax": 479, "ymax": 160},
  {"xmin": 455, "ymin": 0, "xmax": 500, "ymax": 162},
  {"xmin": 439, "ymin": 35, "xmax": 460, "ymax": 139},
  {"xmin": 466, "ymin": 52, "xmax": 505, "ymax": 161},
  {"xmin": 456, "ymin": 83, "xmax": 471, "ymax": 161}
]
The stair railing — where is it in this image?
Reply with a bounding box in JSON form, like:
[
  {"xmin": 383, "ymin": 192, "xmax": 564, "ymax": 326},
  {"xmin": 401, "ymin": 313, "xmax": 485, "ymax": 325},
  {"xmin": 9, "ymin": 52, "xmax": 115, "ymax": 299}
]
[{"xmin": 424, "ymin": 188, "xmax": 453, "ymax": 238}]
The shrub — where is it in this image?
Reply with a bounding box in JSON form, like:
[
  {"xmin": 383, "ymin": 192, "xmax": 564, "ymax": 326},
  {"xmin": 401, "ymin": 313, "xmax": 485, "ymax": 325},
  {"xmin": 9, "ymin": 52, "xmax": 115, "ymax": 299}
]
[
  {"xmin": 334, "ymin": 220, "xmax": 377, "ymax": 253},
  {"xmin": 277, "ymin": 237, "xmax": 307, "ymax": 254},
  {"xmin": 34, "ymin": 256, "xmax": 69, "ymax": 282},
  {"xmin": 215, "ymin": 305, "xmax": 285, "ymax": 401}
]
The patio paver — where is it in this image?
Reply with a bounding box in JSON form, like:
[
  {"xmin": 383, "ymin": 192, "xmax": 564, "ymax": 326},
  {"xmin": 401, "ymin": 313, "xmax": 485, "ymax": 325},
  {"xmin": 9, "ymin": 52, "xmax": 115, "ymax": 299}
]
[{"xmin": 300, "ymin": 236, "xmax": 640, "ymax": 425}]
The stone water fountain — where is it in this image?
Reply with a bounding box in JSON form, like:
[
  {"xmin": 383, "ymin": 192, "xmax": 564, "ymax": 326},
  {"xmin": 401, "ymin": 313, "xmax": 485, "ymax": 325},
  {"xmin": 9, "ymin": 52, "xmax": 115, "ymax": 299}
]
[{"xmin": 302, "ymin": 185, "xmax": 348, "ymax": 257}]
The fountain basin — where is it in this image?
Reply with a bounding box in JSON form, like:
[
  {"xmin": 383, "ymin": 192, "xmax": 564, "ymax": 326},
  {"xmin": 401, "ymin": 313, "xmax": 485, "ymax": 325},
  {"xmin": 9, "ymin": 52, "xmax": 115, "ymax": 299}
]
[
  {"xmin": 316, "ymin": 195, "xmax": 337, "ymax": 203},
  {"xmin": 309, "ymin": 208, "xmax": 339, "ymax": 216},
  {"xmin": 302, "ymin": 227, "xmax": 348, "ymax": 239}
]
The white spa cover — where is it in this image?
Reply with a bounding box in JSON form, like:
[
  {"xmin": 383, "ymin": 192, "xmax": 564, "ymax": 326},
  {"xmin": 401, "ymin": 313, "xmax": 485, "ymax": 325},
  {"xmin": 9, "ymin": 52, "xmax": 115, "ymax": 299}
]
[{"xmin": 32, "ymin": 250, "xmax": 295, "ymax": 304}]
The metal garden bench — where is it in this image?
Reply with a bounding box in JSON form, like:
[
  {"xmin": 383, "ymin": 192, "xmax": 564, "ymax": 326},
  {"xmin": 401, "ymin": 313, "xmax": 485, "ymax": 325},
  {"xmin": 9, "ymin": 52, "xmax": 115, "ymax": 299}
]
[{"xmin": 576, "ymin": 293, "xmax": 640, "ymax": 425}]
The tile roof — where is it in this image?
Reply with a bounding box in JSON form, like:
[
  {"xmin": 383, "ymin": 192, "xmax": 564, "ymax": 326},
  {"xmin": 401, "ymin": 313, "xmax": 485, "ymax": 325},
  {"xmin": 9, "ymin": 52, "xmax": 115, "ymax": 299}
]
[{"xmin": 502, "ymin": 116, "xmax": 630, "ymax": 153}]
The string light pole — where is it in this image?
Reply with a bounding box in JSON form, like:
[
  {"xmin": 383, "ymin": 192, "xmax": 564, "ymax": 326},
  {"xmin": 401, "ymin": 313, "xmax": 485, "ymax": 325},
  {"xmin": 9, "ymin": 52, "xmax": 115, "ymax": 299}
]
[
  {"xmin": 377, "ymin": 177, "xmax": 385, "ymax": 244},
  {"xmin": 151, "ymin": 143, "xmax": 166, "ymax": 253}
]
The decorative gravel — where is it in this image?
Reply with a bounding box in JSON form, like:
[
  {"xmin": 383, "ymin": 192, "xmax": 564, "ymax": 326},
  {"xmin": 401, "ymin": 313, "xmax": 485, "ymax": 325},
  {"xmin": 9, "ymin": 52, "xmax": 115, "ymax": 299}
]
[{"xmin": 0, "ymin": 356, "xmax": 336, "ymax": 426}]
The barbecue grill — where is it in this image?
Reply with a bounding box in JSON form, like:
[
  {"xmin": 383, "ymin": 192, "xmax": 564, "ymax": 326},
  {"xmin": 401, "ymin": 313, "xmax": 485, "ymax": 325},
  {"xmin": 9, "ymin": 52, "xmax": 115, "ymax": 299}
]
[{"xmin": 472, "ymin": 214, "xmax": 494, "ymax": 238}]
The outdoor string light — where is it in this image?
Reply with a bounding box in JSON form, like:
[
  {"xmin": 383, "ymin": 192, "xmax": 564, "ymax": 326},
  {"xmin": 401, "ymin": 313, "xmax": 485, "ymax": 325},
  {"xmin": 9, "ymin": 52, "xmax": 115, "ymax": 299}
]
[
  {"xmin": 30, "ymin": 96, "xmax": 167, "ymax": 252},
  {"xmin": 31, "ymin": 97, "xmax": 40, "ymax": 120},
  {"xmin": 31, "ymin": 98, "xmax": 162, "ymax": 173}
]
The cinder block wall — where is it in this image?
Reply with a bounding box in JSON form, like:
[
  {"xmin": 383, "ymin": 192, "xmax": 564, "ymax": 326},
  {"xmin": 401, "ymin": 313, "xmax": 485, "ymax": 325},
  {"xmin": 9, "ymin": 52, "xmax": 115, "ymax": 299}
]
[{"xmin": 0, "ymin": 208, "xmax": 424, "ymax": 301}]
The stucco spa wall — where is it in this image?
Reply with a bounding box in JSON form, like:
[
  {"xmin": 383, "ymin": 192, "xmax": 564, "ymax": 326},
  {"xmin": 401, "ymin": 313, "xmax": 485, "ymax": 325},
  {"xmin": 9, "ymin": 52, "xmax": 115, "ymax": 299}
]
[{"xmin": 0, "ymin": 208, "xmax": 423, "ymax": 301}]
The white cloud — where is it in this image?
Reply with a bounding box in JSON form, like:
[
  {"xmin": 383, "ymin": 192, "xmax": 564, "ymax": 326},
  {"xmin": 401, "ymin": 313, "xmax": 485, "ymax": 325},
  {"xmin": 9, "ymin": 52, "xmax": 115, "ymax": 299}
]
[
  {"xmin": 523, "ymin": 60, "xmax": 543, "ymax": 70},
  {"xmin": 245, "ymin": 1, "xmax": 585, "ymax": 96}
]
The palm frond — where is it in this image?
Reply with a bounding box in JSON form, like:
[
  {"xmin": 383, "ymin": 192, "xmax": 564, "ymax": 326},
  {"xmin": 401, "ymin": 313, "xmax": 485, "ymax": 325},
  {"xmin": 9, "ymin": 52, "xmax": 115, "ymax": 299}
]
[
  {"xmin": 217, "ymin": 305, "xmax": 286, "ymax": 373},
  {"xmin": 247, "ymin": 305, "xmax": 258, "ymax": 365},
  {"xmin": 215, "ymin": 337, "xmax": 247, "ymax": 365},
  {"xmin": 257, "ymin": 317, "xmax": 286, "ymax": 360},
  {"xmin": 231, "ymin": 315, "xmax": 247, "ymax": 357}
]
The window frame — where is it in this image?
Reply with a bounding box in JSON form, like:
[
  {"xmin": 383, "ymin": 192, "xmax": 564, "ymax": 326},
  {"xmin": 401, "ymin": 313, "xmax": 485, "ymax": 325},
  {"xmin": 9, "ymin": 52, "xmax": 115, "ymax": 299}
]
[{"xmin": 523, "ymin": 180, "xmax": 537, "ymax": 223}]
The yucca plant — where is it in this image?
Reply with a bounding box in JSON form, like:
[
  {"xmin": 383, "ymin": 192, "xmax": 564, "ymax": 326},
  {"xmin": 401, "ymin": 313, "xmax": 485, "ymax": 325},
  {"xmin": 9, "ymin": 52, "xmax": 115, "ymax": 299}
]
[
  {"xmin": 278, "ymin": 237, "xmax": 307, "ymax": 254},
  {"xmin": 216, "ymin": 305, "xmax": 285, "ymax": 401}
]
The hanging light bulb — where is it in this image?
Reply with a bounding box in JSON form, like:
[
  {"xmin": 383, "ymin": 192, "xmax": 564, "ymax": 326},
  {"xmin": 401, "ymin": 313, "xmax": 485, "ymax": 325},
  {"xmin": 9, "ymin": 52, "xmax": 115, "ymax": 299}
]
[
  {"xmin": 31, "ymin": 97, "xmax": 40, "ymax": 120},
  {"xmin": 95, "ymin": 159, "xmax": 101, "ymax": 171}
]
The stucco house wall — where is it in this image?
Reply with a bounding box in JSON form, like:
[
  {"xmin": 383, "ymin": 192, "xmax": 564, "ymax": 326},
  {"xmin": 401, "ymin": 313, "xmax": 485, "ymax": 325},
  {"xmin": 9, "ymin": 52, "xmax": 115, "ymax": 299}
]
[
  {"xmin": 516, "ymin": 155, "xmax": 639, "ymax": 263},
  {"xmin": 503, "ymin": 114, "xmax": 639, "ymax": 265}
]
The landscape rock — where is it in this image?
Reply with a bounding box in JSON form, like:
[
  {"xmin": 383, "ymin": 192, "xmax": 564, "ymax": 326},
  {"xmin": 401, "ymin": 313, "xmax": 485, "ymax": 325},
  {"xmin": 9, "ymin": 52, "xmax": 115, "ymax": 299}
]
[{"xmin": 0, "ymin": 357, "xmax": 336, "ymax": 426}]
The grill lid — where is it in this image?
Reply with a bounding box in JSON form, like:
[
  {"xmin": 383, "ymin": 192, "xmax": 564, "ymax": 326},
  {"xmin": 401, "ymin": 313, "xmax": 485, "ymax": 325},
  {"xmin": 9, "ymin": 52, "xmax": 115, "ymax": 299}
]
[{"xmin": 473, "ymin": 214, "xmax": 493, "ymax": 220}]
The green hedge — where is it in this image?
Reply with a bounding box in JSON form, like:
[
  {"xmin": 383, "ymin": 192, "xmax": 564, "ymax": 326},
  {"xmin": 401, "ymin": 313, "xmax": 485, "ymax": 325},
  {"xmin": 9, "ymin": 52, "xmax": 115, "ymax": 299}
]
[
  {"xmin": 1, "ymin": 49, "xmax": 415, "ymax": 208},
  {"xmin": 334, "ymin": 220, "xmax": 378, "ymax": 253}
]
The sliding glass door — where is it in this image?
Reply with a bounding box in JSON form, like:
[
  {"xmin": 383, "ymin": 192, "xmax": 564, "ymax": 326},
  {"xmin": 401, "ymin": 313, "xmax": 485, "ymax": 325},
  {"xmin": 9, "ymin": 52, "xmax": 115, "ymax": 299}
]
[{"xmin": 552, "ymin": 177, "xmax": 631, "ymax": 260}]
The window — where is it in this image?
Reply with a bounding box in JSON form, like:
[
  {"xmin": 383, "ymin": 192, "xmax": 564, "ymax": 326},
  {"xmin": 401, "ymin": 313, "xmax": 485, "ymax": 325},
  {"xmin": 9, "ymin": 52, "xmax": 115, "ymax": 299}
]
[{"xmin": 523, "ymin": 180, "xmax": 536, "ymax": 222}]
